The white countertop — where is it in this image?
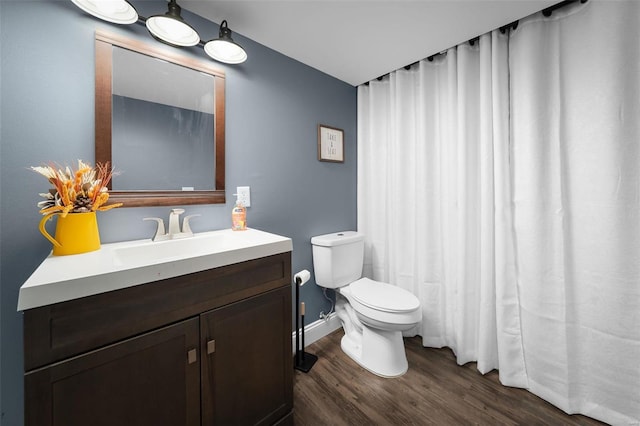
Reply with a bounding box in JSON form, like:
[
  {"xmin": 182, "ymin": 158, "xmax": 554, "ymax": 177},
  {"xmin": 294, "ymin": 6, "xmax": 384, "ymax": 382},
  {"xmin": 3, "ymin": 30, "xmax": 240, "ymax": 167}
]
[{"xmin": 18, "ymin": 228, "xmax": 292, "ymax": 311}]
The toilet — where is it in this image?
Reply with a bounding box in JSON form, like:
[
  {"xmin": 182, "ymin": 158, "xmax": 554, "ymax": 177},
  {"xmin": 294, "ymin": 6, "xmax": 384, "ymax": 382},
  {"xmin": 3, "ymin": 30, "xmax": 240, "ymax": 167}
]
[{"xmin": 311, "ymin": 231, "xmax": 421, "ymax": 377}]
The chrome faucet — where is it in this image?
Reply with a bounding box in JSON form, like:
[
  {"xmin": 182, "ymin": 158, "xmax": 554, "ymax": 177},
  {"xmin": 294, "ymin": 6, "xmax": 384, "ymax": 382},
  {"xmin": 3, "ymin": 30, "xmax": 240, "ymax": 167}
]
[{"xmin": 143, "ymin": 209, "xmax": 200, "ymax": 241}]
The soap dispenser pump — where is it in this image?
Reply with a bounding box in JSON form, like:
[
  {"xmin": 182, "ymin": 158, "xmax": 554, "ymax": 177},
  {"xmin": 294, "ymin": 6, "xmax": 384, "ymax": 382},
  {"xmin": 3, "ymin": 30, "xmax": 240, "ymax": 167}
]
[{"xmin": 231, "ymin": 196, "xmax": 247, "ymax": 231}]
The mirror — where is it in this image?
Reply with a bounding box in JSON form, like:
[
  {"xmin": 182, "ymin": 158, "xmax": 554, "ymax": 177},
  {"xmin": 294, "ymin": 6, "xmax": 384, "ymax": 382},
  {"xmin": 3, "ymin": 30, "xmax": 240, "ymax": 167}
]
[{"xmin": 95, "ymin": 30, "xmax": 225, "ymax": 207}]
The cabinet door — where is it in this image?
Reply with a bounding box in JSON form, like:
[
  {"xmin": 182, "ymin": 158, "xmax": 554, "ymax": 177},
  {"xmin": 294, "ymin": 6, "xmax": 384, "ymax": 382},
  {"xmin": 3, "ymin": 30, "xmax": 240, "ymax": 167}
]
[
  {"xmin": 25, "ymin": 318, "xmax": 200, "ymax": 426},
  {"xmin": 201, "ymin": 286, "xmax": 293, "ymax": 425}
]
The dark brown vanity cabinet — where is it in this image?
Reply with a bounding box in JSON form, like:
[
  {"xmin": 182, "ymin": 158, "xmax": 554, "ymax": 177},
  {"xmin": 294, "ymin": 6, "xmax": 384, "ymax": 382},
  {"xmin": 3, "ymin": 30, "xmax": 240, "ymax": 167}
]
[{"xmin": 23, "ymin": 252, "xmax": 293, "ymax": 426}]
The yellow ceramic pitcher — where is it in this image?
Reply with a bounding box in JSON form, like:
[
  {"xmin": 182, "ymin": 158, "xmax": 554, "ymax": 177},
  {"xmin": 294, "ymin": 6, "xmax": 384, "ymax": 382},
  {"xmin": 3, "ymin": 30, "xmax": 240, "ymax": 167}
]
[{"xmin": 38, "ymin": 212, "xmax": 101, "ymax": 256}]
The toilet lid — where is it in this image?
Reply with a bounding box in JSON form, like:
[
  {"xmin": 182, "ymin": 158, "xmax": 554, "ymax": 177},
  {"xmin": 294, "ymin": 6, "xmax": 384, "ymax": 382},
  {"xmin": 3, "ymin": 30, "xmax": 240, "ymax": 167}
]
[{"xmin": 349, "ymin": 278, "xmax": 420, "ymax": 313}]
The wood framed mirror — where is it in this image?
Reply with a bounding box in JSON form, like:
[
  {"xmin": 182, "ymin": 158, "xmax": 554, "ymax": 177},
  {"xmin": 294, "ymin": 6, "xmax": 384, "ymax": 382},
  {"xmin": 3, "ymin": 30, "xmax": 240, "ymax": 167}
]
[{"xmin": 95, "ymin": 30, "xmax": 225, "ymax": 207}]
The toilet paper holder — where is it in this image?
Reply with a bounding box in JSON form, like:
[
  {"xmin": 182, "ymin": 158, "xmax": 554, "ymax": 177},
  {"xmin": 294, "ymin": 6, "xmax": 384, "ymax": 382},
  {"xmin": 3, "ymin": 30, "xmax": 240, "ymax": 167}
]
[{"xmin": 294, "ymin": 269, "xmax": 318, "ymax": 373}]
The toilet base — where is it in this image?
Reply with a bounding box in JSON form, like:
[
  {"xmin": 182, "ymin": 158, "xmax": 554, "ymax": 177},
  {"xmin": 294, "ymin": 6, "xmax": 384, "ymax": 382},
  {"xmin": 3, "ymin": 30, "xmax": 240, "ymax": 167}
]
[{"xmin": 340, "ymin": 326, "xmax": 408, "ymax": 378}]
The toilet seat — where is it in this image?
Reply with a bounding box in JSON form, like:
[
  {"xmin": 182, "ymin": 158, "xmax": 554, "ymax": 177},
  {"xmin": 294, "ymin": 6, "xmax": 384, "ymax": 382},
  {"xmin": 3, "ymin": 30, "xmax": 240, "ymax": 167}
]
[
  {"xmin": 340, "ymin": 278, "xmax": 421, "ymax": 329},
  {"xmin": 349, "ymin": 278, "xmax": 420, "ymax": 313}
]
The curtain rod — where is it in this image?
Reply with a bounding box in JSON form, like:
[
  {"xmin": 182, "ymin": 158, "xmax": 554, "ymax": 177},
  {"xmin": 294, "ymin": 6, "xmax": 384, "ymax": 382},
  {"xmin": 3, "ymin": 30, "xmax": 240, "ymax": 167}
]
[
  {"xmin": 543, "ymin": 0, "xmax": 588, "ymax": 17},
  {"xmin": 364, "ymin": 0, "xmax": 588, "ymax": 86}
]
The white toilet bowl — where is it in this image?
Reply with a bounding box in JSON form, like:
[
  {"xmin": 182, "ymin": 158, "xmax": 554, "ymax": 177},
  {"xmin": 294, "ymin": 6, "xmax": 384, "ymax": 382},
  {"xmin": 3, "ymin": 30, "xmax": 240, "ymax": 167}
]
[{"xmin": 336, "ymin": 278, "xmax": 421, "ymax": 377}]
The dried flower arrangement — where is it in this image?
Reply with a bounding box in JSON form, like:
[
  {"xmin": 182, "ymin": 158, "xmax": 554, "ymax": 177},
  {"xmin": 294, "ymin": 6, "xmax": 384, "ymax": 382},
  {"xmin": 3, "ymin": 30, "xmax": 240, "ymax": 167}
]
[{"xmin": 31, "ymin": 160, "xmax": 122, "ymax": 216}]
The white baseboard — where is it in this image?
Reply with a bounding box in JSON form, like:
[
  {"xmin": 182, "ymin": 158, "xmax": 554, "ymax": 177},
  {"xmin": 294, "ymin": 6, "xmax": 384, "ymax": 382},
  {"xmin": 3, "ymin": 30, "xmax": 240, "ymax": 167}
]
[{"xmin": 292, "ymin": 312, "xmax": 341, "ymax": 353}]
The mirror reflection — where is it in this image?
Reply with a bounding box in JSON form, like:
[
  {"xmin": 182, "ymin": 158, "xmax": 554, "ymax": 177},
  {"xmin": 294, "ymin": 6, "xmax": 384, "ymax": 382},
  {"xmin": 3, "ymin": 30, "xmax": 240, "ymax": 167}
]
[{"xmin": 112, "ymin": 46, "xmax": 216, "ymax": 191}]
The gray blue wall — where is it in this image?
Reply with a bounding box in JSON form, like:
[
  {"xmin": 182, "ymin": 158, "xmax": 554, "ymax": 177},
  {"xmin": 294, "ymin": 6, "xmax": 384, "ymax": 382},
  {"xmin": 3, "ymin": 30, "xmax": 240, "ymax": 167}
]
[{"xmin": 0, "ymin": 1, "xmax": 357, "ymax": 424}]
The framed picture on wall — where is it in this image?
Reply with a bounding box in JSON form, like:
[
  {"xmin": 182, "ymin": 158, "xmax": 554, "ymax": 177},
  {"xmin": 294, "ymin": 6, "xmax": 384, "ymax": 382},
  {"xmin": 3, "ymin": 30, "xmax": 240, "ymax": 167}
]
[{"xmin": 318, "ymin": 125, "xmax": 344, "ymax": 163}]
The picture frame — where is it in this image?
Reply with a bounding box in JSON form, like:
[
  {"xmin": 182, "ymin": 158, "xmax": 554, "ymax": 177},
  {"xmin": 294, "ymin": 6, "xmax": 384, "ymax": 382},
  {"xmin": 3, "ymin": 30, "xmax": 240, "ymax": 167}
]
[{"xmin": 318, "ymin": 124, "xmax": 344, "ymax": 163}]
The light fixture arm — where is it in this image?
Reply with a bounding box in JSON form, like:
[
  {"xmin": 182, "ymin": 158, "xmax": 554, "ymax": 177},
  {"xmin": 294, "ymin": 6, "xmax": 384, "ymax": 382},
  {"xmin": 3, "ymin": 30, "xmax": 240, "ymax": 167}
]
[
  {"xmin": 219, "ymin": 20, "xmax": 232, "ymax": 38},
  {"xmin": 166, "ymin": 0, "xmax": 183, "ymax": 20}
]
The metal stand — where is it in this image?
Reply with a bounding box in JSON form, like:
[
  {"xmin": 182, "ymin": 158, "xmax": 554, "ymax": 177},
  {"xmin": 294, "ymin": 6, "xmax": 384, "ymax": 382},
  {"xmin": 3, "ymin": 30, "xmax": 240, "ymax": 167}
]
[{"xmin": 294, "ymin": 276, "xmax": 317, "ymax": 373}]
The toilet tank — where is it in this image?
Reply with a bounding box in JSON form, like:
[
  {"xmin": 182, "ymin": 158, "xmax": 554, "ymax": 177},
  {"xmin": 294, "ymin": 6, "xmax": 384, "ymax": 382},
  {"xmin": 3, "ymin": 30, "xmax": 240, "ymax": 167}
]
[{"xmin": 311, "ymin": 231, "xmax": 364, "ymax": 288}]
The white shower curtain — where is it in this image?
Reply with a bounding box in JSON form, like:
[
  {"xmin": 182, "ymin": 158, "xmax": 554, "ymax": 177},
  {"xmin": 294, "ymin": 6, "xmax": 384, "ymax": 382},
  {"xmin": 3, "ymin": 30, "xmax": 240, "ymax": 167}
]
[{"xmin": 357, "ymin": 1, "xmax": 639, "ymax": 423}]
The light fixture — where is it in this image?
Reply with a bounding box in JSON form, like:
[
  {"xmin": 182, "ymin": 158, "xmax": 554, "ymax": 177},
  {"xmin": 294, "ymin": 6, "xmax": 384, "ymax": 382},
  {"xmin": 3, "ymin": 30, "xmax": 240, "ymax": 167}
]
[
  {"xmin": 70, "ymin": 0, "xmax": 248, "ymax": 64},
  {"xmin": 204, "ymin": 20, "xmax": 248, "ymax": 64},
  {"xmin": 145, "ymin": 0, "xmax": 200, "ymax": 47},
  {"xmin": 71, "ymin": 0, "xmax": 138, "ymax": 25}
]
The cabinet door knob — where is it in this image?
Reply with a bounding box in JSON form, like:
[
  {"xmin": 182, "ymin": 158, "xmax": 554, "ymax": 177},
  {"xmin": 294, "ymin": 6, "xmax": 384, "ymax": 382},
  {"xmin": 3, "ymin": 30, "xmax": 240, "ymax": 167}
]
[
  {"xmin": 187, "ymin": 348, "xmax": 197, "ymax": 364},
  {"xmin": 207, "ymin": 339, "xmax": 216, "ymax": 354}
]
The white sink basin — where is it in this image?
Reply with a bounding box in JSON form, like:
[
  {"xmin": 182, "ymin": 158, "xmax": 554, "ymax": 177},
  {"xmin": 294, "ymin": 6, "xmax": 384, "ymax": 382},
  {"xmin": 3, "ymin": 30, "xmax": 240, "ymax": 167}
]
[
  {"xmin": 113, "ymin": 233, "xmax": 235, "ymax": 266},
  {"xmin": 18, "ymin": 228, "xmax": 292, "ymax": 311}
]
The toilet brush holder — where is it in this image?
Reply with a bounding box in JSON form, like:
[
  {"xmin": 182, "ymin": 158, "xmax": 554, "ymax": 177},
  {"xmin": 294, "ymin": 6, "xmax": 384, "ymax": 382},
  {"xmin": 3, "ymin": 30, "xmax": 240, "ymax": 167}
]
[{"xmin": 294, "ymin": 270, "xmax": 318, "ymax": 373}]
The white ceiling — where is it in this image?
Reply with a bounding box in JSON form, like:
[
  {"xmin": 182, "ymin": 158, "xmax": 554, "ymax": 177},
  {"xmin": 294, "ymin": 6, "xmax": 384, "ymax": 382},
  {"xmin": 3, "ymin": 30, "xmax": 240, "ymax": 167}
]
[{"xmin": 181, "ymin": 0, "xmax": 559, "ymax": 86}]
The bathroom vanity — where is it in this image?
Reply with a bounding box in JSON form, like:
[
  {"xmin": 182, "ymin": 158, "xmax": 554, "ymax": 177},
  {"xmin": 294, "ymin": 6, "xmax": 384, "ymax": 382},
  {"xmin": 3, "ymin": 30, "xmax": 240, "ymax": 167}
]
[{"xmin": 19, "ymin": 229, "xmax": 293, "ymax": 426}]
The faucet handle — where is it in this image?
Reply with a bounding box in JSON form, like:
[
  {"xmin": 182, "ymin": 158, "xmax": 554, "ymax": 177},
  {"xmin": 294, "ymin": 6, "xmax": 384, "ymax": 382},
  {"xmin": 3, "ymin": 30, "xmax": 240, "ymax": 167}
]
[
  {"xmin": 143, "ymin": 217, "xmax": 168, "ymax": 241},
  {"xmin": 182, "ymin": 214, "xmax": 200, "ymax": 236}
]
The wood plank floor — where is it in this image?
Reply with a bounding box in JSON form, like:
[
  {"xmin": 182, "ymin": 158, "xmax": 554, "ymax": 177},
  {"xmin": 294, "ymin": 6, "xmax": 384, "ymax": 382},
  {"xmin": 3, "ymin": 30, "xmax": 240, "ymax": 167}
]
[{"xmin": 293, "ymin": 330, "xmax": 605, "ymax": 425}]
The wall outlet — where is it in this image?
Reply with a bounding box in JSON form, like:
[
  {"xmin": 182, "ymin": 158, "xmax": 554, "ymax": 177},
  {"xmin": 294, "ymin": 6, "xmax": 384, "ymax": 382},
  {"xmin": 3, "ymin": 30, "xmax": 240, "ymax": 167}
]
[{"xmin": 236, "ymin": 186, "xmax": 251, "ymax": 207}]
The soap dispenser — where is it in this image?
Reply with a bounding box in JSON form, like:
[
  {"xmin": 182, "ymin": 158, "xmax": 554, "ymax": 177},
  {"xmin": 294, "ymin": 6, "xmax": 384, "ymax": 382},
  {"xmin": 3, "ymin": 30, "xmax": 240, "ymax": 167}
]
[{"xmin": 231, "ymin": 197, "xmax": 247, "ymax": 231}]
